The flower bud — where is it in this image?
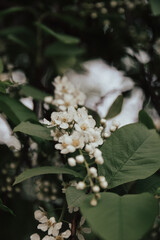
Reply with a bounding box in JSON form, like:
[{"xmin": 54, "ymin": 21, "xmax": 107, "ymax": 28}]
[
  {"xmin": 110, "ymin": 125, "xmax": 117, "ymax": 132},
  {"xmin": 68, "ymin": 158, "xmax": 76, "ymax": 167},
  {"xmin": 89, "ymin": 167, "xmax": 97, "ymax": 177},
  {"xmin": 92, "ymin": 185, "xmax": 100, "ymax": 193},
  {"xmin": 77, "ymin": 181, "xmax": 86, "ymax": 190},
  {"xmin": 95, "ymin": 156, "xmax": 104, "ymax": 165},
  {"xmin": 90, "ymin": 198, "xmax": 98, "ymax": 206},
  {"xmin": 100, "ymin": 180, "xmax": 108, "ymax": 189},
  {"xmin": 76, "ymin": 155, "xmax": 85, "ymax": 164}
]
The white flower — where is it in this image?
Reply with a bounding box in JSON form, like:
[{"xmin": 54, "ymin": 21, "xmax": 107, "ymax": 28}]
[
  {"xmin": 30, "ymin": 233, "xmax": 40, "ymax": 240},
  {"xmin": 89, "ymin": 167, "xmax": 97, "ymax": 178},
  {"xmin": 51, "ymin": 129, "xmax": 65, "ymax": 142},
  {"xmin": 20, "ymin": 97, "xmax": 33, "ymax": 110},
  {"xmin": 37, "ymin": 216, "xmax": 62, "ymax": 236},
  {"xmin": 0, "ymin": 114, "xmax": 21, "ymax": 150},
  {"xmin": 12, "ymin": 70, "xmax": 27, "ymax": 84},
  {"xmin": 42, "ymin": 236, "xmax": 54, "ymax": 240},
  {"xmin": 76, "ymin": 217, "xmax": 91, "ymax": 240},
  {"xmin": 88, "ymin": 128, "xmax": 103, "ymax": 147},
  {"xmin": 53, "ymin": 76, "xmax": 75, "ymax": 96},
  {"xmin": 134, "ymin": 50, "xmax": 150, "ymax": 64}
]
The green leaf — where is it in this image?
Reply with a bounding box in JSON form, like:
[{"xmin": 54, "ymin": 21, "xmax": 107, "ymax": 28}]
[
  {"xmin": 0, "ymin": 94, "xmax": 37, "ymax": 125},
  {"xmin": 0, "ymin": 199, "xmax": 15, "ymax": 215},
  {"xmin": 13, "ymin": 166, "xmax": 82, "ymax": 185},
  {"xmin": 66, "ymin": 187, "xmax": 87, "ymax": 208},
  {"xmin": 139, "ymin": 110, "xmax": 155, "ymax": 129},
  {"xmin": 7, "ymin": 34, "xmax": 30, "ymax": 50},
  {"xmin": 105, "ymin": 95, "xmax": 123, "ymax": 119},
  {"xmin": 14, "ymin": 121, "xmax": 52, "ymax": 140},
  {"xmin": 0, "ymin": 58, "xmax": 4, "ymax": 73},
  {"xmin": 80, "ymin": 192, "xmax": 158, "ymax": 240},
  {"xmin": 133, "ymin": 174, "xmax": 160, "ymax": 194},
  {"xmin": 0, "ymin": 81, "xmax": 13, "ymax": 93},
  {"xmin": 20, "ymin": 85, "xmax": 48, "ymax": 100},
  {"xmin": 150, "ymin": 0, "xmax": 160, "ymax": 16},
  {"xmin": 0, "ymin": 7, "xmax": 26, "ymax": 18},
  {"xmin": 99, "ymin": 123, "xmax": 160, "ymax": 189},
  {"xmin": 35, "ymin": 22, "xmax": 80, "ymax": 44},
  {"xmin": 45, "ymin": 42, "xmax": 85, "ymax": 57}
]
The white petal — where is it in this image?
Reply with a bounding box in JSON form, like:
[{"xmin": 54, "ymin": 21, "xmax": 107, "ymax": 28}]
[
  {"xmin": 77, "ymin": 232, "xmax": 85, "ymax": 240},
  {"xmin": 80, "ymin": 217, "xmax": 85, "ymax": 226},
  {"xmin": 55, "ymin": 222, "xmax": 62, "ymax": 230},
  {"xmin": 82, "ymin": 227, "xmax": 91, "ymax": 234},
  {"xmin": 30, "ymin": 233, "xmax": 40, "ymax": 240},
  {"xmin": 39, "ymin": 216, "xmax": 48, "ymax": 223},
  {"xmin": 62, "ymin": 230, "xmax": 71, "ymax": 238},
  {"xmin": 37, "ymin": 223, "xmax": 48, "ymax": 232}
]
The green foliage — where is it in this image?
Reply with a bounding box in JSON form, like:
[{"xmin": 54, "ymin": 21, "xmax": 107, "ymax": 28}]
[
  {"xmin": 0, "ymin": 58, "xmax": 4, "ymax": 73},
  {"xmin": 150, "ymin": 0, "xmax": 160, "ymax": 16},
  {"xmin": 133, "ymin": 174, "xmax": 160, "ymax": 194},
  {"xmin": 0, "ymin": 81, "xmax": 13, "ymax": 93},
  {"xmin": 99, "ymin": 123, "xmax": 160, "ymax": 189},
  {"xmin": 80, "ymin": 192, "xmax": 158, "ymax": 240},
  {"xmin": 14, "ymin": 166, "xmax": 82, "ymax": 185},
  {"xmin": 0, "ymin": 94, "xmax": 37, "ymax": 125},
  {"xmin": 14, "ymin": 121, "xmax": 52, "ymax": 140},
  {"xmin": 0, "ymin": 7, "xmax": 26, "ymax": 18},
  {"xmin": 0, "ymin": 199, "xmax": 15, "ymax": 216},
  {"xmin": 35, "ymin": 22, "xmax": 80, "ymax": 44},
  {"xmin": 20, "ymin": 85, "xmax": 48, "ymax": 100},
  {"xmin": 45, "ymin": 42, "xmax": 85, "ymax": 57},
  {"xmin": 66, "ymin": 187, "xmax": 86, "ymax": 208},
  {"xmin": 139, "ymin": 110, "xmax": 155, "ymax": 129},
  {"xmin": 105, "ymin": 95, "xmax": 123, "ymax": 119}
]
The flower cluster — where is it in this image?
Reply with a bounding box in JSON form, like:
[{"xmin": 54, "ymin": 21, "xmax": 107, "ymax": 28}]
[
  {"xmin": 30, "ymin": 208, "xmax": 71, "ymax": 240},
  {"xmin": 44, "ymin": 76, "xmax": 86, "ymax": 111},
  {"xmin": 43, "ymin": 76, "xmax": 121, "ymax": 205}
]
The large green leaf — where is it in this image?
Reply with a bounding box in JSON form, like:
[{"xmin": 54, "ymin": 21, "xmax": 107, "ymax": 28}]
[
  {"xmin": 35, "ymin": 22, "xmax": 80, "ymax": 44},
  {"xmin": 133, "ymin": 174, "xmax": 160, "ymax": 194},
  {"xmin": 14, "ymin": 121, "xmax": 52, "ymax": 140},
  {"xmin": 66, "ymin": 187, "xmax": 86, "ymax": 208},
  {"xmin": 14, "ymin": 166, "xmax": 82, "ymax": 185},
  {"xmin": 139, "ymin": 110, "xmax": 155, "ymax": 129},
  {"xmin": 100, "ymin": 123, "xmax": 160, "ymax": 189},
  {"xmin": 0, "ymin": 199, "xmax": 15, "ymax": 215},
  {"xmin": 20, "ymin": 85, "xmax": 48, "ymax": 100},
  {"xmin": 150, "ymin": 0, "xmax": 160, "ymax": 16},
  {"xmin": 45, "ymin": 42, "xmax": 85, "ymax": 57},
  {"xmin": 0, "ymin": 94, "xmax": 37, "ymax": 125},
  {"xmin": 105, "ymin": 95, "xmax": 123, "ymax": 119},
  {"xmin": 80, "ymin": 192, "xmax": 158, "ymax": 240}
]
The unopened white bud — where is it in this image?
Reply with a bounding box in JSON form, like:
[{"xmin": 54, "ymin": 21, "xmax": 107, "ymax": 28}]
[
  {"xmin": 94, "ymin": 148, "xmax": 102, "ymax": 158},
  {"xmin": 110, "ymin": 125, "xmax": 117, "ymax": 132},
  {"xmin": 103, "ymin": 132, "xmax": 111, "ymax": 138},
  {"xmin": 100, "ymin": 181, "xmax": 108, "ymax": 189},
  {"xmin": 85, "ymin": 144, "xmax": 93, "ymax": 152},
  {"xmin": 68, "ymin": 158, "xmax": 76, "ymax": 167},
  {"xmin": 112, "ymin": 120, "xmax": 120, "ymax": 128},
  {"xmin": 89, "ymin": 167, "xmax": 97, "ymax": 177},
  {"xmin": 92, "ymin": 185, "xmax": 100, "ymax": 193},
  {"xmin": 77, "ymin": 181, "xmax": 86, "ymax": 190},
  {"xmin": 76, "ymin": 155, "xmax": 85, "ymax": 164},
  {"xmin": 98, "ymin": 176, "xmax": 106, "ymax": 182},
  {"xmin": 100, "ymin": 118, "xmax": 107, "ymax": 125},
  {"xmin": 90, "ymin": 198, "xmax": 97, "ymax": 206},
  {"xmin": 44, "ymin": 96, "xmax": 53, "ymax": 104},
  {"xmin": 95, "ymin": 156, "xmax": 104, "ymax": 165}
]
